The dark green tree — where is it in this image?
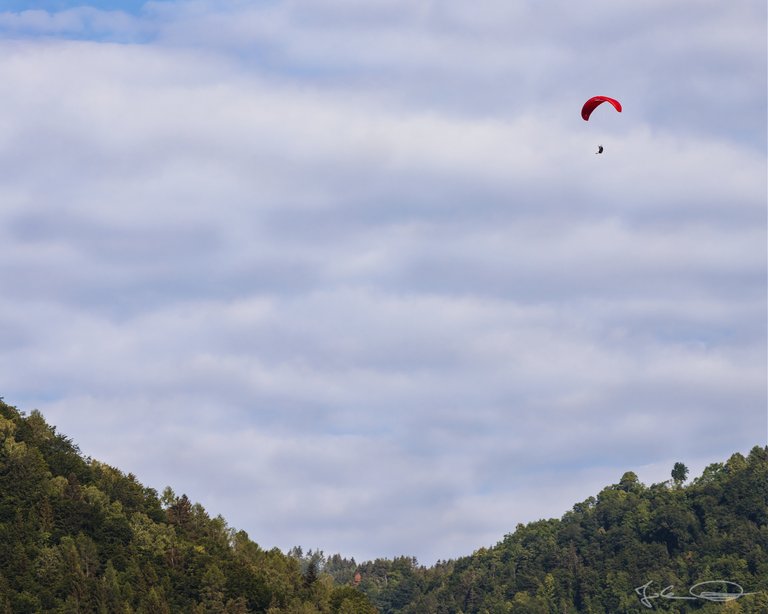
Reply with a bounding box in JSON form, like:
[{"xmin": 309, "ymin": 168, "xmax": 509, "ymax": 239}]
[{"xmin": 672, "ymin": 461, "xmax": 689, "ymax": 486}]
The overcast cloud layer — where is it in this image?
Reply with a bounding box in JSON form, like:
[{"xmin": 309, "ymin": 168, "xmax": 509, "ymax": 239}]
[{"xmin": 0, "ymin": 0, "xmax": 765, "ymax": 564}]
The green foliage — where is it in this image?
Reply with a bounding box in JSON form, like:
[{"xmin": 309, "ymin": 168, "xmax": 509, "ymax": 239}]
[
  {"xmin": 353, "ymin": 449, "xmax": 768, "ymax": 614},
  {"xmin": 672, "ymin": 462, "xmax": 689, "ymax": 486},
  {"xmin": 0, "ymin": 398, "xmax": 378, "ymax": 613},
  {"xmin": 1, "ymin": 395, "xmax": 764, "ymax": 614}
]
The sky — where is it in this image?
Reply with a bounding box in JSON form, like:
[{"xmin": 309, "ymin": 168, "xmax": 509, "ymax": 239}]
[{"xmin": 0, "ymin": 0, "xmax": 765, "ymax": 565}]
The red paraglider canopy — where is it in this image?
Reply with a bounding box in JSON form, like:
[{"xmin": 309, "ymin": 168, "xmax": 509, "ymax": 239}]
[{"xmin": 581, "ymin": 96, "xmax": 622, "ymax": 121}]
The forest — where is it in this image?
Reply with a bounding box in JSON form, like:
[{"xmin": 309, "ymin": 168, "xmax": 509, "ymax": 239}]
[{"xmin": 0, "ymin": 397, "xmax": 766, "ymax": 613}]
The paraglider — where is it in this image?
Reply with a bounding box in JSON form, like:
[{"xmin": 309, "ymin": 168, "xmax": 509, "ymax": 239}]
[
  {"xmin": 582, "ymin": 96, "xmax": 621, "ymax": 154},
  {"xmin": 581, "ymin": 96, "xmax": 622, "ymax": 121}
]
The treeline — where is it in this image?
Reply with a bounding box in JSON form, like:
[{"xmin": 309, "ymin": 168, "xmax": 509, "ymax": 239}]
[
  {"xmin": 344, "ymin": 447, "xmax": 768, "ymax": 613},
  {"xmin": 2, "ymin": 394, "xmax": 766, "ymax": 613},
  {"xmin": 0, "ymin": 398, "xmax": 375, "ymax": 613}
]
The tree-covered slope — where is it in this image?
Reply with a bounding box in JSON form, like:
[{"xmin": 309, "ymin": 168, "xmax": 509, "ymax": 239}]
[
  {"xmin": 0, "ymin": 398, "xmax": 376, "ymax": 613},
  {"xmin": 351, "ymin": 447, "xmax": 768, "ymax": 614},
  {"xmin": 2, "ymin": 394, "xmax": 765, "ymax": 614}
]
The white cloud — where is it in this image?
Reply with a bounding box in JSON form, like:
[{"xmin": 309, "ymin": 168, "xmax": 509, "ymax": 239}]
[{"xmin": 0, "ymin": 1, "xmax": 765, "ymax": 563}]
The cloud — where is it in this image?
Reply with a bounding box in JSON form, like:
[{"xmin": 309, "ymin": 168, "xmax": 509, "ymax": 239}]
[{"xmin": 0, "ymin": 1, "xmax": 765, "ymax": 563}]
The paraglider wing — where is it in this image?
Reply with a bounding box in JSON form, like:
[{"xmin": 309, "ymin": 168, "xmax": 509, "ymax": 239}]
[{"xmin": 581, "ymin": 96, "xmax": 622, "ymax": 121}]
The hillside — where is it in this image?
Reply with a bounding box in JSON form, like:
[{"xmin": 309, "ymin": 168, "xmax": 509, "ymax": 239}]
[
  {"xmin": 350, "ymin": 448, "xmax": 768, "ymax": 613},
  {"xmin": 0, "ymin": 398, "xmax": 376, "ymax": 613},
  {"xmin": 1, "ymin": 396, "xmax": 765, "ymax": 613}
]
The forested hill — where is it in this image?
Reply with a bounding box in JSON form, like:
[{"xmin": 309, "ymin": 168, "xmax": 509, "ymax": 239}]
[
  {"xmin": 1, "ymin": 397, "xmax": 766, "ymax": 614},
  {"xmin": 350, "ymin": 447, "xmax": 768, "ymax": 614},
  {"xmin": 0, "ymin": 399, "xmax": 376, "ymax": 613}
]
